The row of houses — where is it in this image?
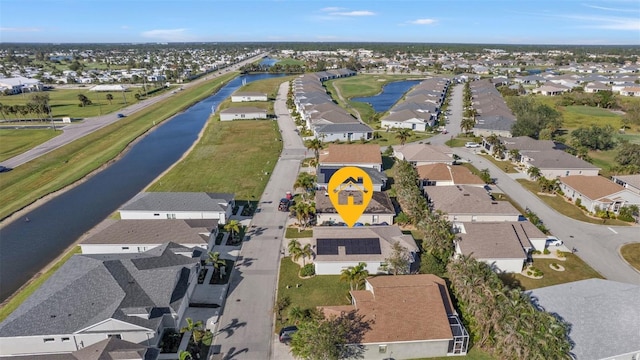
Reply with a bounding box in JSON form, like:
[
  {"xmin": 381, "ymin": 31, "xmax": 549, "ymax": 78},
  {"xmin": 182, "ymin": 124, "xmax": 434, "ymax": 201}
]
[
  {"xmin": 0, "ymin": 192, "xmax": 235, "ymax": 357},
  {"xmin": 292, "ymin": 69, "xmax": 375, "ymax": 142},
  {"xmin": 469, "ymin": 79, "xmax": 517, "ymax": 138},
  {"xmin": 380, "ymin": 77, "xmax": 450, "ymax": 131},
  {"xmin": 514, "ymin": 72, "xmax": 640, "ymax": 96}
]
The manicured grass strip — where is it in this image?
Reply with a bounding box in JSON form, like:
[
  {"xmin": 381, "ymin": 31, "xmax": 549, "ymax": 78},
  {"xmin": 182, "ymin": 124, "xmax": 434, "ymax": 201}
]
[
  {"xmin": 516, "ymin": 179, "xmax": 629, "ymax": 226},
  {"xmin": 0, "ymin": 129, "xmax": 60, "ymax": 162},
  {"xmin": 0, "ymin": 246, "xmax": 81, "ymax": 322},
  {"xmin": 499, "ymin": 253, "xmax": 604, "ymax": 291},
  {"xmin": 275, "ymin": 258, "xmax": 350, "ymax": 330},
  {"xmin": 0, "ymin": 73, "xmax": 240, "ymax": 220},
  {"xmin": 285, "ymin": 227, "xmax": 313, "ymax": 239},
  {"xmin": 422, "ymin": 348, "xmax": 496, "ymax": 360},
  {"xmin": 478, "ymin": 154, "xmax": 518, "ymax": 173},
  {"xmin": 620, "ymin": 243, "xmax": 640, "ymax": 271},
  {"xmin": 147, "ymin": 120, "xmax": 281, "ymax": 201}
]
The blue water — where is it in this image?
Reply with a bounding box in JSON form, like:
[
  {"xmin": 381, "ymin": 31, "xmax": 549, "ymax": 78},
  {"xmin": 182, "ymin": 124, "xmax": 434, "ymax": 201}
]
[
  {"xmin": 0, "ymin": 73, "xmax": 287, "ymax": 301},
  {"xmin": 352, "ymin": 80, "xmax": 421, "ymax": 113},
  {"xmin": 259, "ymin": 57, "xmax": 279, "ymax": 67}
]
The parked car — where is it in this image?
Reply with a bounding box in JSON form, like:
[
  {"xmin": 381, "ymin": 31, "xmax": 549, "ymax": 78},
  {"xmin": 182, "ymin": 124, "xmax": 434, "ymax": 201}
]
[
  {"xmin": 546, "ymin": 237, "xmax": 563, "ymax": 247},
  {"xmin": 278, "ymin": 198, "xmax": 291, "ymax": 212},
  {"xmin": 117, "ymin": 113, "xmax": 126, "ymax": 118},
  {"xmin": 0, "ymin": 165, "xmax": 12, "ymax": 173},
  {"xmin": 465, "ymin": 142, "xmax": 481, "ymax": 148},
  {"xmin": 279, "ymin": 325, "xmax": 298, "ymax": 343}
]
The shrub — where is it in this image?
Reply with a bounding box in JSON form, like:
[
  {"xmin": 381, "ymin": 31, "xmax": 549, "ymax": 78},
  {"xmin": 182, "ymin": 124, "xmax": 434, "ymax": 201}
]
[
  {"xmin": 532, "ymin": 250, "xmax": 541, "ymax": 255},
  {"xmin": 527, "ymin": 271, "xmax": 532, "ymax": 276},
  {"xmin": 556, "ymin": 250, "xmax": 566, "ymax": 258},
  {"xmin": 420, "ymin": 252, "xmax": 447, "ymax": 277},
  {"xmin": 395, "ymin": 212, "xmax": 410, "ymax": 225},
  {"xmin": 543, "ymin": 248, "xmax": 550, "ymax": 255},
  {"xmin": 575, "ymin": 198, "xmax": 582, "ymax": 207},
  {"xmin": 299, "ymin": 264, "xmax": 315, "ymax": 277},
  {"xmin": 551, "ymin": 263, "xmax": 559, "ymax": 269}
]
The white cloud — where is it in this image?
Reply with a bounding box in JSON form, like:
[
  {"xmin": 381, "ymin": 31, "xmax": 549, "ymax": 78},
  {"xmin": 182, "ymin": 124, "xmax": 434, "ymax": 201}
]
[
  {"xmin": 0, "ymin": 27, "xmax": 40, "ymax": 32},
  {"xmin": 141, "ymin": 28, "xmax": 192, "ymax": 41},
  {"xmin": 565, "ymin": 15, "xmax": 640, "ymax": 30},
  {"xmin": 581, "ymin": 3, "xmax": 639, "ymax": 12},
  {"xmin": 409, "ymin": 18, "xmax": 437, "ymax": 25},
  {"xmin": 330, "ymin": 10, "xmax": 375, "ymax": 16}
]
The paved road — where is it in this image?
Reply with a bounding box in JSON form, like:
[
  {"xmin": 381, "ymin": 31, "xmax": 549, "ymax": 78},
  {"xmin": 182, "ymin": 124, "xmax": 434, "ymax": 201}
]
[
  {"xmin": 1, "ymin": 54, "xmax": 267, "ymax": 169},
  {"xmin": 213, "ymin": 82, "xmax": 305, "ymax": 360}
]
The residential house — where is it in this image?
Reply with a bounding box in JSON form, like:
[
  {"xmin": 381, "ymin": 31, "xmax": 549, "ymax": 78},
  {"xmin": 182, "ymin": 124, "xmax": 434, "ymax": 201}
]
[
  {"xmin": 7, "ymin": 337, "xmax": 160, "ymax": 360},
  {"xmin": 425, "ymin": 185, "xmax": 521, "ymax": 222},
  {"xmin": 619, "ymin": 86, "xmax": 640, "ymax": 97},
  {"xmin": 453, "ymin": 221, "xmax": 542, "ymax": 272},
  {"xmin": 584, "ymin": 82, "xmax": 610, "ymax": 93},
  {"xmin": 320, "ymin": 275, "xmax": 468, "ymax": 359},
  {"xmin": 527, "ymin": 279, "xmax": 640, "ymax": 360},
  {"xmin": 612, "ymin": 174, "xmax": 640, "ymax": 195},
  {"xmin": 314, "ymin": 122, "xmax": 374, "ymax": 142},
  {"xmin": 219, "ymin": 106, "xmax": 267, "ymax": 121},
  {"xmin": 523, "ymin": 150, "xmax": 600, "ymax": 178},
  {"xmin": 0, "ymin": 76, "xmax": 43, "ymax": 94},
  {"xmin": 312, "ymin": 226, "xmax": 418, "ymax": 275},
  {"xmin": 231, "ymin": 91, "xmax": 268, "ymax": 102},
  {"xmin": 319, "ymin": 144, "xmax": 383, "ymax": 171},
  {"xmin": 559, "ymin": 175, "xmax": 640, "ymax": 214},
  {"xmin": 381, "ymin": 109, "xmax": 435, "ymax": 131},
  {"xmin": 119, "ymin": 192, "xmax": 234, "ymax": 224},
  {"xmin": 416, "ymin": 163, "xmax": 485, "ymax": 187},
  {"xmin": 532, "ymin": 84, "xmax": 570, "ymax": 96},
  {"xmin": 317, "ymin": 165, "xmax": 387, "ymax": 192},
  {"xmin": 393, "ymin": 144, "xmax": 454, "ymax": 166},
  {"xmin": 315, "ymin": 191, "xmax": 395, "ymax": 225},
  {"xmin": 80, "ymin": 219, "xmax": 217, "ymax": 254},
  {"xmin": 0, "ymin": 243, "xmax": 199, "ymax": 356}
]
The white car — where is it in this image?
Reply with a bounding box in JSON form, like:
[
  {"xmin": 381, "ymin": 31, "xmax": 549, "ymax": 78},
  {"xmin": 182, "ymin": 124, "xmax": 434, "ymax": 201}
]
[
  {"xmin": 465, "ymin": 142, "xmax": 481, "ymax": 148},
  {"xmin": 546, "ymin": 237, "xmax": 564, "ymax": 247}
]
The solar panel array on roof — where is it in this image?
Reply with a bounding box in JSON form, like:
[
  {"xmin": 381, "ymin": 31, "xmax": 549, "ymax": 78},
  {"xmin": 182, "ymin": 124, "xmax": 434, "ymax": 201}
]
[{"xmin": 316, "ymin": 238, "xmax": 381, "ymax": 255}]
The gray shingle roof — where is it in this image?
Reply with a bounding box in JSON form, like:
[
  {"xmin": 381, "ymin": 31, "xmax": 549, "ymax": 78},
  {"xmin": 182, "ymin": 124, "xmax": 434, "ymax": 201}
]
[
  {"xmin": 316, "ymin": 165, "xmax": 387, "ymax": 187},
  {"xmin": 0, "ymin": 244, "xmax": 198, "ymax": 337},
  {"xmin": 120, "ymin": 192, "xmax": 233, "ymax": 212},
  {"xmin": 81, "ymin": 219, "xmax": 215, "ymax": 245},
  {"xmin": 527, "ymin": 279, "xmax": 640, "ymax": 360},
  {"xmin": 528, "ymin": 150, "xmax": 600, "ymax": 170},
  {"xmin": 314, "ymin": 122, "xmax": 373, "ymax": 133}
]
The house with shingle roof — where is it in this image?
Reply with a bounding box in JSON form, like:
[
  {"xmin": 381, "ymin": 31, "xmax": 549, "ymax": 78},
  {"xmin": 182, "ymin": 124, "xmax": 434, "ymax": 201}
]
[
  {"xmin": 0, "ymin": 243, "xmax": 199, "ymax": 356},
  {"xmin": 319, "ymin": 144, "xmax": 383, "ymax": 171},
  {"xmin": 320, "ymin": 274, "xmax": 468, "ymax": 359},
  {"xmin": 416, "ymin": 163, "xmax": 485, "ymax": 187},
  {"xmin": 425, "ymin": 185, "xmax": 521, "ymax": 222},
  {"xmin": 454, "ymin": 221, "xmax": 542, "ymax": 272},
  {"xmin": 119, "ymin": 192, "xmax": 234, "ymax": 224},
  {"xmin": 81, "ymin": 219, "xmax": 217, "ymax": 254},
  {"xmin": 523, "ymin": 150, "xmax": 600, "ymax": 178},
  {"xmin": 219, "ymin": 106, "xmax": 267, "ymax": 121},
  {"xmin": 393, "ymin": 143, "xmax": 454, "ymax": 166},
  {"xmin": 527, "ymin": 279, "xmax": 640, "ymax": 360},
  {"xmin": 7, "ymin": 337, "xmax": 159, "ymax": 360},
  {"xmin": 312, "ymin": 226, "xmax": 418, "ymax": 275},
  {"xmin": 315, "ymin": 191, "xmax": 395, "ymax": 225},
  {"xmin": 559, "ymin": 175, "xmax": 640, "ymax": 214},
  {"xmin": 612, "ymin": 174, "xmax": 640, "ymax": 195},
  {"xmin": 317, "ymin": 165, "xmax": 387, "ymax": 192},
  {"xmin": 231, "ymin": 91, "xmax": 267, "ymax": 102}
]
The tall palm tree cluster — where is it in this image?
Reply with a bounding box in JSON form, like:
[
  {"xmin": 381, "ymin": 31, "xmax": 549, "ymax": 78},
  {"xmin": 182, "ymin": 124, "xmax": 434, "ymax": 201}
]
[
  {"xmin": 396, "ymin": 159, "xmax": 571, "ymax": 358},
  {"xmin": 447, "ymin": 256, "xmax": 571, "ymax": 359},
  {"xmin": 288, "ymin": 239, "xmax": 313, "ymax": 266},
  {"xmin": 340, "ymin": 262, "xmax": 368, "ymax": 291},
  {"xmin": 0, "ymin": 93, "xmax": 50, "ymax": 121},
  {"xmin": 394, "ymin": 160, "xmax": 428, "ymax": 224}
]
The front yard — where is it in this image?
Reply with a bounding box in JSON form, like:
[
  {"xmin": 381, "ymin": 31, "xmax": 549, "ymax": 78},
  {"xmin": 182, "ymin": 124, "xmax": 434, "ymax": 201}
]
[{"xmin": 620, "ymin": 243, "xmax": 640, "ymax": 271}]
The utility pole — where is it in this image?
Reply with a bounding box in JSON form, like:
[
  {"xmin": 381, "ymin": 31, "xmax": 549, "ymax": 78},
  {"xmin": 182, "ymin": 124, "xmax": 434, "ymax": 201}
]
[{"xmin": 48, "ymin": 105, "xmax": 55, "ymax": 131}]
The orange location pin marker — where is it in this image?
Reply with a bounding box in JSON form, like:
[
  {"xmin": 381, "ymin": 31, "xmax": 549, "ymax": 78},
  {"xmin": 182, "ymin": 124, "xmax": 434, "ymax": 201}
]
[{"xmin": 327, "ymin": 167, "xmax": 373, "ymax": 228}]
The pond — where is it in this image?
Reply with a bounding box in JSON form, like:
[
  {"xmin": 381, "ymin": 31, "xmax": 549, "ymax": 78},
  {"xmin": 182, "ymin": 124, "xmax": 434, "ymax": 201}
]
[{"xmin": 352, "ymin": 80, "xmax": 421, "ymax": 113}]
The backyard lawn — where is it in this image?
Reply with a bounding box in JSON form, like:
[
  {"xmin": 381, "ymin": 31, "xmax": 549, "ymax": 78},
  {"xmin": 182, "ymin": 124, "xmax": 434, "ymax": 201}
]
[
  {"xmin": 285, "ymin": 227, "xmax": 313, "ymax": 239},
  {"xmin": 499, "ymin": 253, "xmax": 604, "ymax": 290},
  {"xmin": 0, "ymin": 129, "xmax": 60, "ymax": 162},
  {"xmin": 147, "ymin": 120, "xmax": 281, "ymax": 201},
  {"xmin": 275, "ymin": 258, "xmax": 351, "ymax": 331},
  {"xmin": 620, "ymin": 243, "xmax": 640, "ymax": 271}
]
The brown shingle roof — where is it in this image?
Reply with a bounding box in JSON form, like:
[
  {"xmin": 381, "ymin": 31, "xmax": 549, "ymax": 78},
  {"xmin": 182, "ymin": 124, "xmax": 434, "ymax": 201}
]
[
  {"xmin": 394, "ymin": 144, "xmax": 453, "ymax": 163},
  {"xmin": 457, "ymin": 221, "xmax": 541, "ymax": 259},
  {"xmin": 561, "ymin": 175, "xmax": 625, "ymax": 200},
  {"xmin": 319, "ymin": 144, "xmax": 382, "ymax": 166},
  {"xmin": 321, "ymin": 274, "xmax": 454, "ymax": 343},
  {"xmin": 315, "ymin": 191, "xmax": 395, "ymax": 214},
  {"xmin": 416, "ymin": 163, "xmax": 485, "ymax": 185},
  {"xmin": 425, "ymin": 185, "xmax": 520, "ymax": 216},
  {"xmin": 82, "ymin": 219, "xmax": 215, "ymax": 245}
]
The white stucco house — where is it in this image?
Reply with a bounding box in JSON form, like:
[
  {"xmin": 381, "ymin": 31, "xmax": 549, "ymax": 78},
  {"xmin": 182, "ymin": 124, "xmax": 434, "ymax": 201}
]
[
  {"xmin": 394, "ymin": 144, "xmax": 454, "ymax": 166},
  {"xmin": 316, "ymin": 165, "xmax": 387, "ymax": 192},
  {"xmin": 118, "ymin": 192, "xmax": 234, "ymax": 224},
  {"xmin": 0, "ymin": 243, "xmax": 199, "ymax": 356},
  {"xmin": 559, "ymin": 175, "xmax": 640, "ymax": 215},
  {"xmin": 80, "ymin": 219, "xmax": 217, "ymax": 254},
  {"xmin": 219, "ymin": 106, "xmax": 267, "ymax": 121},
  {"xmin": 231, "ymin": 91, "xmax": 268, "ymax": 102},
  {"xmin": 381, "ymin": 109, "xmax": 435, "ymax": 132},
  {"xmin": 315, "ymin": 191, "xmax": 395, "ymax": 225},
  {"xmin": 312, "ymin": 226, "xmax": 418, "ymax": 275},
  {"xmin": 321, "ymin": 275, "xmax": 468, "ymax": 359}
]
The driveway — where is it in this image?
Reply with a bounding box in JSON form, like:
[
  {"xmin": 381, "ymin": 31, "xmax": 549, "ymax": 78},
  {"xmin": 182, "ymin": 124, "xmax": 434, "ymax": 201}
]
[
  {"xmin": 212, "ymin": 81, "xmax": 305, "ymax": 360},
  {"xmin": 1, "ymin": 54, "xmax": 267, "ymax": 169}
]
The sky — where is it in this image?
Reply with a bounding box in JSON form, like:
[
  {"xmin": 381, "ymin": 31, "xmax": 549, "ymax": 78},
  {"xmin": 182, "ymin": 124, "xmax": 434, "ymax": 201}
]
[{"xmin": 0, "ymin": 0, "xmax": 639, "ymax": 45}]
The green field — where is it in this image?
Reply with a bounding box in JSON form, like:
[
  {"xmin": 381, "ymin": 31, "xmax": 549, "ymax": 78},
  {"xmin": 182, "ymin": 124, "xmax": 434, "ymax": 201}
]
[
  {"xmin": 620, "ymin": 243, "xmax": 640, "ymax": 270},
  {"xmin": 532, "ymin": 96, "xmax": 625, "ymax": 130},
  {"xmin": 0, "ymin": 88, "xmax": 145, "ymax": 119},
  {"xmin": 147, "ymin": 120, "xmax": 281, "ymax": 201},
  {"xmin": 0, "ymin": 72, "xmax": 240, "ymax": 220},
  {"xmin": 217, "ymin": 75, "xmax": 296, "ymax": 113},
  {"xmin": 274, "ymin": 58, "xmax": 305, "ymax": 66},
  {"xmin": 0, "ymin": 129, "xmax": 60, "ymax": 162}
]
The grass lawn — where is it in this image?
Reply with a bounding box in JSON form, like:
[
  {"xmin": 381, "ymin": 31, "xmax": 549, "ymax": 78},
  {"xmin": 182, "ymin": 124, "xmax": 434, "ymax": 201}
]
[
  {"xmin": 147, "ymin": 120, "xmax": 281, "ymax": 201},
  {"xmin": 516, "ymin": 179, "xmax": 630, "ymax": 226},
  {"xmin": 420, "ymin": 348, "xmax": 496, "ymax": 360},
  {"xmin": 367, "ymin": 130, "xmax": 432, "ymax": 146},
  {"xmin": 588, "ymin": 149, "xmax": 618, "ymax": 177},
  {"xmin": 285, "ymin": 227, "xmax": 313, "ymax": 239},
  {"xmin": 0, "ymin": 129, "xmax": 60, "ymax": 162},
  {"xmin": 0, "ymin": 72, "xmax": 240, "ymax": 220},
  {"xmin": 274, "ymin": 58, "xmax": 305, "ymax": 66},
  {"xmin": 0, "ymin": 88, "xmax": 144, "ymax": 119},
  {"xmin": 0, "ymin": 246, "xmax": 81, "ymax": 322},
  {"xmin": 445, "ymin": 134, "xmax": 480, "ymax": 148},
  {"xmin": 478, "ymin": 154, "xmax": 518, "ymax": 173},
  {"xmin": 620, "ymin": 243, "xmax": 640, "ymax": 271},
  {"xmin": 275, "ymin": 258, "xmax": 351, "ymax": 330},
  {"xmin": 533, "ymin": 96, "xmax": 624, "ymax": 130},
  {"xmin": 235, "ymin": 75, "xmax": 296, "ymax": 99},
  {"xmin": 499, "ymin": 253, "xmax": 604, "ymax": 290}
]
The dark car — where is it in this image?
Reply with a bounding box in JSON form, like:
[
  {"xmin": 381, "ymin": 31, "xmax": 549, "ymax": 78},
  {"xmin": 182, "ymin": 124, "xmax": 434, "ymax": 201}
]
[
  {"xmin": 279, "ymin": 325, "xmax": 298, "ymax": 343},
  {"xmin": 117, "ymin": 113, "xmax": 126, "ymax": 118},
  {"xmin": 0, "ymin": 165, "xmax": 12, "ymax": 173},
  {"xmin": 278, "ymin": 198, "xmax": 291, "ymax": 212}
]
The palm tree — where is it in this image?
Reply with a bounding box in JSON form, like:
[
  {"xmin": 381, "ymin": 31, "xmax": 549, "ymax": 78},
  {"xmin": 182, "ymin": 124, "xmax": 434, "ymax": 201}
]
[
  {"xmin": 180, "ymin": 317, "xmax": 205, "ymax": 344},
  {"xmin": 288, "ymin": 239, "xmax": 302, "ymax": 263},
  {"xmin": 206, "ymin": 251, "xmax": 226, "ymax": 278},
  {"xmin": 106, "ymin": 93, "xmax": 113, "ymax": 105},
  {"xmin": 395, "ymin": 128, "xmax": 412, "ymax": 145},
  {"xmin": 294, "ymin": 172, "xmax": 315, "ymax": 197},
  {"xmin": 508, "ymin": 149, "xmax": 520, "ymax": 162},
  {"xmin": 460, "ymin": 117, "xmax": 475, "ymax": 134},
  {"xmin": 299, "ymin": 243, "xmax": 313, "ymax": 266},
  {"xmin": 179, "ymin": 351, "xmax": 193, "ymax": 360},
  {"xmin": 485, "ymin": 133, "xmax": 499, "ymax": 147},
  {"xmin": 223, "ymin": 219, "xmax": 241, "ymax": 242},
  {"xmin": 527, "ymin": 166, "xmax": 541, "ymax": 180},
  {"xmin": 305, "ymin": 138, "xmax": 323, "ymax": 165},
  {"xmin": 291, "ymin": 201, "xmax": 315, "ymax": 230},
  {"xmin": 288, "ymin": 306, "xmax": 305, "ymax": 324},
  {"xmin": 340, "ymin": 262, "xmax": 369, "ymax": 291}
]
